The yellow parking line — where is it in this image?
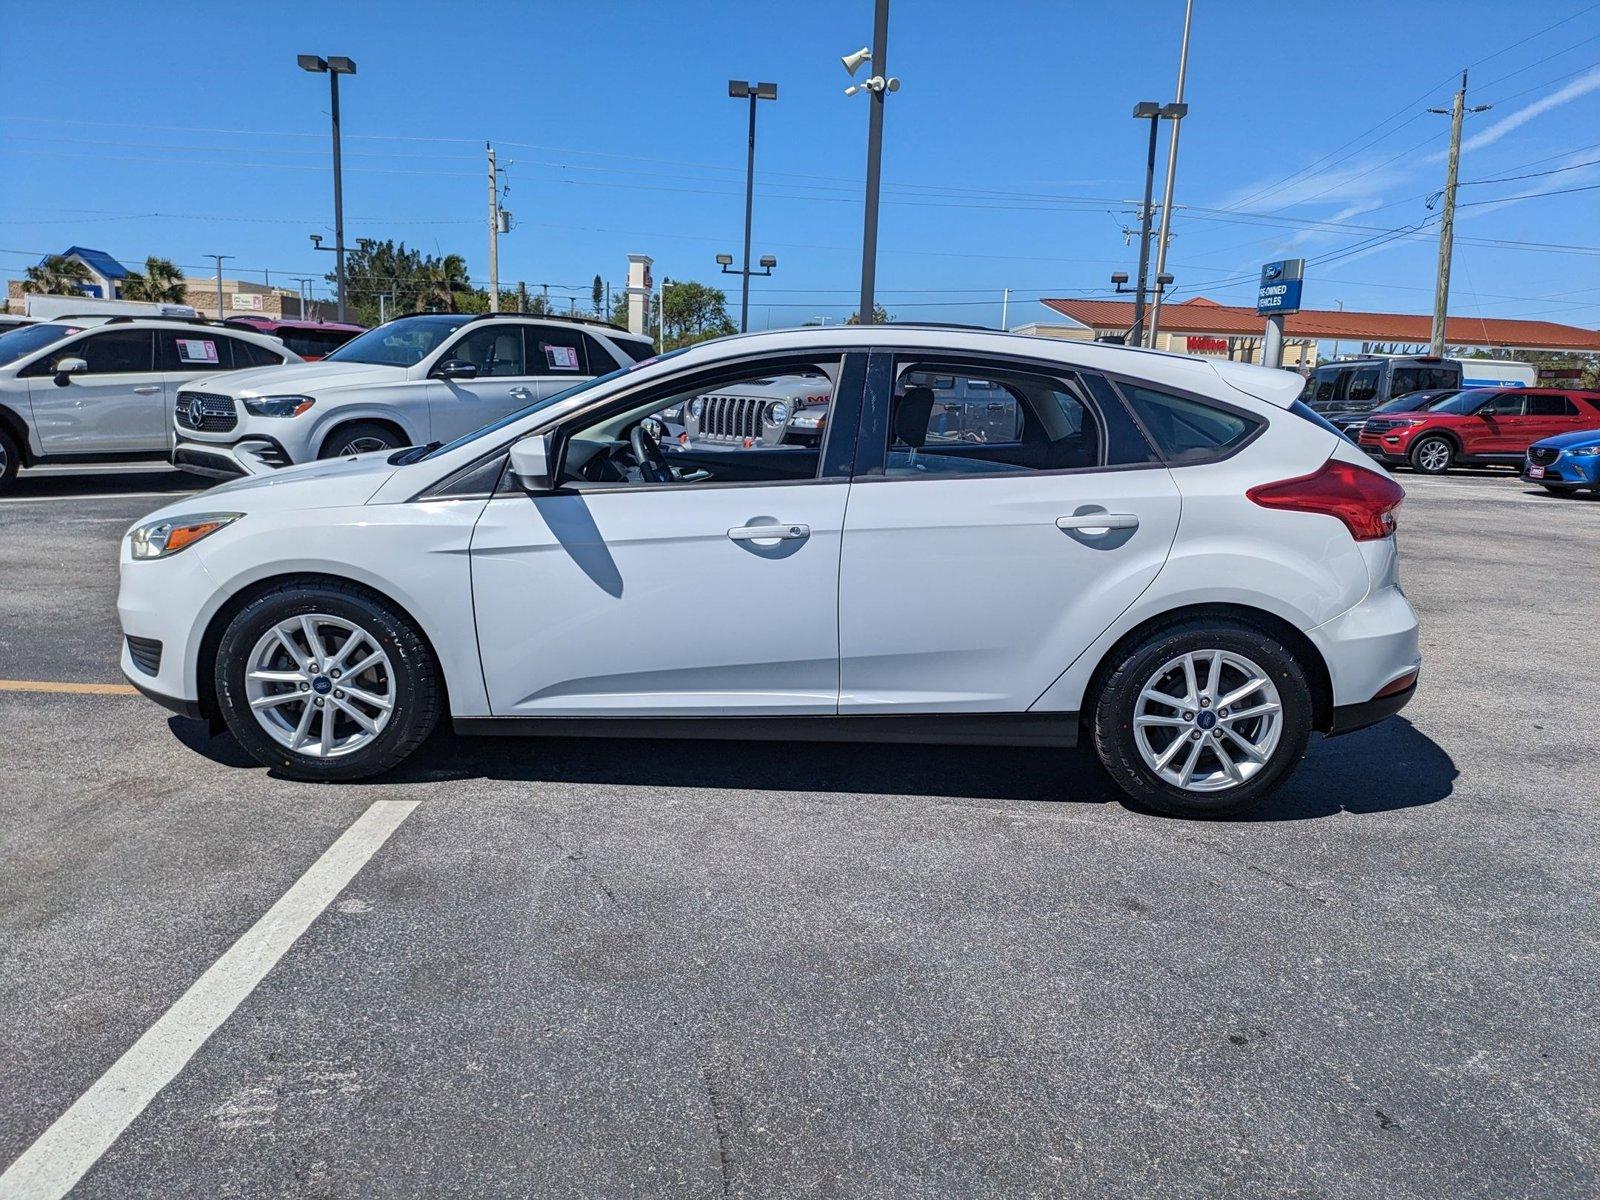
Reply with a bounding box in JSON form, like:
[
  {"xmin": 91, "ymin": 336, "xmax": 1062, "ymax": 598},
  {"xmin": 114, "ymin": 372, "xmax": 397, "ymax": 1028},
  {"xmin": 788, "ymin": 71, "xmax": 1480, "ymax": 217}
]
[{"xmin": 0, "ymin": 680, "xmax": 138, "ymax": 696}]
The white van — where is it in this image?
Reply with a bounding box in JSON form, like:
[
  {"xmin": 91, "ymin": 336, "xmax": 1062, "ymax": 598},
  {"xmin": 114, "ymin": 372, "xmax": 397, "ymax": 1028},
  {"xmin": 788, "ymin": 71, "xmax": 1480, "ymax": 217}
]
[{"xmin": 22, "ymin": 295, "xmax": 200, "ymax": 321}]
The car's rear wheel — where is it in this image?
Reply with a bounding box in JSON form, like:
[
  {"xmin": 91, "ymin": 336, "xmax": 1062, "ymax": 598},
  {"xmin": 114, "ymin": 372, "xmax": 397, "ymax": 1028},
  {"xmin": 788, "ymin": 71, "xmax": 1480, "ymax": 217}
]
[
  {"xmin": 1409, "ymin": 435, "xmax": 1454, "ymax": 475},
  {"xmin": 0, "ymin": 425, "xmax": 20, "ymax": 493},
  {"xmin": 214, "ymin": 582, "xmax": 440, "ymax": 781},
  {"xmin": 319, "ymin": 421, "xmax": 406, "ymax": 459},
  {"xmin": 1091, "ymin": 619, "xmax": 1313, "ymax": 818}
]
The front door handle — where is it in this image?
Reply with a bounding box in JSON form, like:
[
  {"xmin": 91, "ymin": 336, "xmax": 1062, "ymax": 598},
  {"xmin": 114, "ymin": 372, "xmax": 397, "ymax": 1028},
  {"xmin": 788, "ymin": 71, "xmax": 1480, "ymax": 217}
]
[
  {"xmin": 728, "ymin": 523, "xmax": 810, "ymax": 542},
  {"xmin": 133, "ymin": 385, "xmax": 161, "ymax": 394},
  {"xmin": 1057, "ymin": 513, "xmax": 1139, "ymax": 534}
]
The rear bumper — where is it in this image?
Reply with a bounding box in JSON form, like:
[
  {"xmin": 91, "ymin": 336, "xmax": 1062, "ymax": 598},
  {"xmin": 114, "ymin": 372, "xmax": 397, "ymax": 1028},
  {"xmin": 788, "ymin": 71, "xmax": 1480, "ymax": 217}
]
[
  {"xmin": 1307, "ymin": 581, "xmax": 1421, "ymax": 717},
  {"xmin": 1327, "ymin": 677, "xmax": 1417, "ymax": 736}
]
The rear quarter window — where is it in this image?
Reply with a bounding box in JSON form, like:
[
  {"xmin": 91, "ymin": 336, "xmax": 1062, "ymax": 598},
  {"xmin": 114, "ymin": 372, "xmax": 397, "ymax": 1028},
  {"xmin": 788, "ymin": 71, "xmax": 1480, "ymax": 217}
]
[{"xmin": 1120, "ymin": 384, "xmax": 1260, "ymax": 463}]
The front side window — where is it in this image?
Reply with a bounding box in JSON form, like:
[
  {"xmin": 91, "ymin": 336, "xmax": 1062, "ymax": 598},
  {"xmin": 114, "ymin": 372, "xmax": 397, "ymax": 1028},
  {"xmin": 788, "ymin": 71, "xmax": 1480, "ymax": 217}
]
[
  {"xmin": 557, "ymin": 357, "xmax": 844, "ymax": 489},
  {"xmin": 1347, "ymin": 367, "xmax": 1379, "ymax": 404},
  {"xmin": 59, "ymin": 329, "xmax": 155, "ymax": 375},
  {"xmin": 881, "ymin": 362, "xmax": 1102, "ymax": 477},
  {"xmin": 1479, "ymin": 392, "xmax": 1526, "ymax": 417},
  {"xmin": 1527, "ymin": 394, "xmax": 1577, "ymax": 417},
  {"xmin": 1120, "ymin": 384, "xmax": 1259, "ymax": 463},
  {"xmin": 324, "ymin": 314, "xmax": 472, "ymax": 366},
  {"xmin": 0, "ymin": 323, "xmax": 83, "ymax": 367},
  {"xmin": 445, "ymin": 326, "xmax": 526, "ymax": 377}
]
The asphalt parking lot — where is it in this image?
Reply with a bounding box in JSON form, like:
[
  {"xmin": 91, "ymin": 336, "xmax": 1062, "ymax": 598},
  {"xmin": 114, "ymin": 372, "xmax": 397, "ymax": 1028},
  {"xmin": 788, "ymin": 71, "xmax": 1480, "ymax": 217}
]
[{"xmin": 1, "ymin": 463, "xmax": 1595, "ymax": 1199}]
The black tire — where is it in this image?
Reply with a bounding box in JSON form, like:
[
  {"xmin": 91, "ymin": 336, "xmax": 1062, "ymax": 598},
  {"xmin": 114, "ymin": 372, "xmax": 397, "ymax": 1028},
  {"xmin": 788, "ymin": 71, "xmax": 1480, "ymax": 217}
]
[
  {"xmin": 214, "ymin": 581, "xmax": 440, "ymax": 781},
  {"xmin": 1091, "ymin": 618, "xmax": 1314, "ymax": 819},
  {"xmin": 1539, "ymin": 484, "xmax": 1577, "ymax": 496},
  {"xmin": 0, "ymin": 424, "xmax": 20, "ymax": 494},
  {"xmin": 1408, "ymin": 434, "xmax": 1454, "ymax": 475},
  {"xmin": 318, "ymin": 421, "xmax": 406, "ymax": 460}
]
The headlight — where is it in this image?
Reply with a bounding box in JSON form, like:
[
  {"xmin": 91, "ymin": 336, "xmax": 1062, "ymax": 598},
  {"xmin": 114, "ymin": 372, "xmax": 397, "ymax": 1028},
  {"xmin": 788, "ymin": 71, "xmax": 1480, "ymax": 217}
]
[
  {"xmin": 1563, "ymin": 445, "xmax": 1600, "ymax": 457},
  {"xmin": 129, "ymin": 512, "xmax": 242, "ymax": 560},
  {"xmin": 241, "ymin": 395, "xmax": 315, "ymax": 418},
  {"xmin": 767, "ymin": 401, "xmax": 791, "ymax": 426},
  {"xmin": 689, "ymin": 398, "xmax": 705, "ymax": 420}
]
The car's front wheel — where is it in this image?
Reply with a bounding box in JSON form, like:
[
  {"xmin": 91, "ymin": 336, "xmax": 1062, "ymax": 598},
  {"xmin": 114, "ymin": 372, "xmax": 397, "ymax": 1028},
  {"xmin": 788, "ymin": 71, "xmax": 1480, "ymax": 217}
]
[
  {"xmin": 1409, "ymin": 434, "xmax": 1454, "ymax": 475},
  {"xmin": 319, "ymin": 421, "xmax": 406, "ymax": 460},
  {"xmin": 1091, "ymin": 619, "xmax": 1313, "ymax": 818},
  {"xmin": 214, "ymin": 582, "xmax": 440, "ymax": 781}
]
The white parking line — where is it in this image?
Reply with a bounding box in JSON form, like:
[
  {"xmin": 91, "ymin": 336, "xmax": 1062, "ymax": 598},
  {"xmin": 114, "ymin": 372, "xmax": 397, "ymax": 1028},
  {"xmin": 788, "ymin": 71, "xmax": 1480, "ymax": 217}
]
[
  {"xmin": 0, "ymin": 799, "xmax": 419, "ymax": 1200},
  {"xmin": 0, "ymin": 491, "xmax": 198, "ymax": 505}
]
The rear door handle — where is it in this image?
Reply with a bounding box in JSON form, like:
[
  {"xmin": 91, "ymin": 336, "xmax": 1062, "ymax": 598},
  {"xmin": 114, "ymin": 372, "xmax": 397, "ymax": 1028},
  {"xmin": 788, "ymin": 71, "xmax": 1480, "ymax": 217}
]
[
  {"xmin": 728, "ymin": 523, "xmax": 809, "ymax": 542},
  {"xmin": 133, "ymin": 385, "xmax": 161, "ymax": 394},
  {"xmin": 509, "ymin": 386, "xmax": 534, "ymax": 400},
  {"xmin": 1057, "ymin": 513, "xmax": 1139, "ymax": 534}
]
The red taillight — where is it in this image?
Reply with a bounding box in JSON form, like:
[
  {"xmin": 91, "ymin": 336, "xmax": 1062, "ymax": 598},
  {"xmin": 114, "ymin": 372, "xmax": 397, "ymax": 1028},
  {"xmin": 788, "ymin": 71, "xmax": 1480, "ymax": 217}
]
[{"xmin": 1246, "ymin": 458, "xmax": 1405, "ymax": 541}]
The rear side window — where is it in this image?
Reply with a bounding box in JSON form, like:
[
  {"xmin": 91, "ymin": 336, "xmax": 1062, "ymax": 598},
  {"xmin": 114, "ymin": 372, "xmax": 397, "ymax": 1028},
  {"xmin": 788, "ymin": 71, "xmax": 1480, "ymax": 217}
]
[
  {"xmin": 1528, "ymin": 395, "xmax": 1577, "ymax": 416},
  {"xmin": 525, "ymin": 327, "xmax": 590, "ymax": 376},
  {"xmin": 610, "ymin": 336, "xmax": 657, "ymax": 364},
  {"xmin": 156, "ymin": 331, "xmax": 234, "ymax": 372},
  {"xmin": 1347, "ymin": 367, "xmax": 1379, "ymax": 404},
  {"xmin": 232, "ymin": 338, "xmax": 285, "ymax": 368},
  {"xmin": 581, "ymin": 333, "xmax": 621, "ymax": 373},
  {"xmin": 1120, "ymin": 384, "xmax": 1259, "ymax": 463}
]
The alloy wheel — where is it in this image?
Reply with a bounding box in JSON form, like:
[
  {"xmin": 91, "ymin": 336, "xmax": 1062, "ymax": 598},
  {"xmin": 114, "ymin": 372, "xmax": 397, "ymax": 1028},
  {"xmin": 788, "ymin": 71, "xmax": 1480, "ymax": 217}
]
[
  {"xmin": 1416, "ymin": 440, "xmax": 1450, "ymax": 472},
  {"xmin": 1132, "ymin": 649, "xmax": 1283, "ymax": 793},
  {"xmin": 339, "ymin": 436, "xmax": 392, "ymax": 456},
  {"xmin": 243, "ymin": 613, "xmax": 395, "ymax": 757}
]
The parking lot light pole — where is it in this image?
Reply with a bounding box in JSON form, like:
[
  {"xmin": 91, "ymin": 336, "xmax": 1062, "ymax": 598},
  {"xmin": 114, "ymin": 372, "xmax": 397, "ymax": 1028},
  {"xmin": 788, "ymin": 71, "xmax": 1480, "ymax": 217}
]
[
  {"xmin": 1146, "ymin": 0, "xmax": 1193, "ymax": 349},
  {"xmin": 1127, "ymin": 101, "xmax": 1187, "ymax": 345},
  {"xmin": 717, "ymin": 251, "xmax": 777, "ymax": 331},
  {"xmin": 204, "ymin": 254, "xmax": 233, "ymax": 319},
  {"xmin": 727, "ymin": 81, "xmax": 778, "ymax": 333},
  {"xmin": 298, "ymin": 54, "xmax": 357, "ymax": 323}
]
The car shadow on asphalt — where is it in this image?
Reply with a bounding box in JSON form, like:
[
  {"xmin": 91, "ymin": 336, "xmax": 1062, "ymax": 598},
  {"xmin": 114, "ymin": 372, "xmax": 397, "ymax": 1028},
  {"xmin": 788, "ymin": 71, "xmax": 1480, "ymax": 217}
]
[{"xmin": 169, "ymin": 714, "xmax": 1456, "ymax": 823}]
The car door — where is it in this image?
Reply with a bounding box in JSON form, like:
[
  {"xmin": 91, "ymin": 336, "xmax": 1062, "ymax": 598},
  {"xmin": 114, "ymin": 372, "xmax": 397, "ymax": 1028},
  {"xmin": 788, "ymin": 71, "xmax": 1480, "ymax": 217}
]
[
  {"xmin": 428, "ymin": 323, "xmax": 538, "ymax": 441},
  {"xmin": 836, "ymin": 351, "xmax": 1182, "ymax": 713},
  {"xmin": 21, "ymin": 327, "xmax": 163, "ymax": 452},
  {"xmin": 1526, "ymin": 393, "xmax": 1587, "ymax": 443},
  {"xmin": 1470, "ymin": 391, "xmax": 1527, "ymax": 455},
  {"xmin": 468, "ymin": 349, "xmax": 866, "ymax": 716}
]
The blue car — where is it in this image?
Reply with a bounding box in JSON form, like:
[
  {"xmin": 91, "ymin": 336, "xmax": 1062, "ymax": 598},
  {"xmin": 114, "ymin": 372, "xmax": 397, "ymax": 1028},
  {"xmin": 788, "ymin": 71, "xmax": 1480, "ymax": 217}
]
[{"xmin": 1524, "ymin": 428, "xmax": 1600, "ymax": 496}]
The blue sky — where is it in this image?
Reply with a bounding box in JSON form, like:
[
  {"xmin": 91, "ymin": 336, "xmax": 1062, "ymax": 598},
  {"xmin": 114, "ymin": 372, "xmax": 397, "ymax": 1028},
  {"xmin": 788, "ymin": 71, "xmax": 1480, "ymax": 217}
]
[{"xmin": 2, "ymin": 0, "xmax": 1597, "ymax": 331}]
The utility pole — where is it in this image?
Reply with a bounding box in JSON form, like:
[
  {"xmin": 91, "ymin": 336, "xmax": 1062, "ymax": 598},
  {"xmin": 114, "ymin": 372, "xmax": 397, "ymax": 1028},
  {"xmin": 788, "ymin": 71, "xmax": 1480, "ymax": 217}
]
[
  {"xmin": 517, "ymin": 281, "xmax": 529, "ymax": 313},
  {"xmin": 1145, "ymin": 0, "xmax": 1192, "ymax": 349},
  {"xmin": 486, "ymin": 142, "xmax": 501, "ymax": 313},
  {"xmin": 843, "ymin": 0, "xmax": 898, "ymax": 325},
  {"xmin": 205, "ymin": 254, "xmax": 233, "ymax": 319},
  {"xmin": 1429, "ymin": 71, "xmax": 1490, "ymax": 357}
]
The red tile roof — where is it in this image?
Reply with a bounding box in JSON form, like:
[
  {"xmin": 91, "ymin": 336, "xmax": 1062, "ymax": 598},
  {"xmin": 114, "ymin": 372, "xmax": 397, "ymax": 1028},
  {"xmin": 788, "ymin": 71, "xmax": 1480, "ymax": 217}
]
[{"xmin": 1039, "ymin": 296, "xmax": 1600, "ymax": 352}]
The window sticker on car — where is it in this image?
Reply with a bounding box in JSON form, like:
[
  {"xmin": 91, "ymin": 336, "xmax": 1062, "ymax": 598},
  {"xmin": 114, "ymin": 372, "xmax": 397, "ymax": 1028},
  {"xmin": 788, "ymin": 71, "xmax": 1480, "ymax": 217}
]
[
  {"xmin": 543, "ymin": 343, "xmax": 580, "ymax": 371},
  {"xmin": 176, "ymin": 339, "xmax": 219, "ymax": 364}
]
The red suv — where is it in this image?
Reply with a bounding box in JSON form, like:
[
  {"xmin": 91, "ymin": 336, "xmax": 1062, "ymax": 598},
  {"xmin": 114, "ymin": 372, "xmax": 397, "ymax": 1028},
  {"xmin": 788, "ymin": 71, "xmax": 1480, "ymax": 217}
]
[{"xmin": 1357, "ymin": 387, "xmax": 1600, "ymax": 475}]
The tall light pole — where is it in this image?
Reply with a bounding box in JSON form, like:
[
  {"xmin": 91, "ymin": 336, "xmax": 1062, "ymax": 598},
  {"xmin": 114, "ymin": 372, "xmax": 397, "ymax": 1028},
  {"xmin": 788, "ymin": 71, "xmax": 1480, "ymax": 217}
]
[
  {"xmin": 1428, "ymin": 71, "xmax": 1491, "ymax": 357},
  {"xmin": 297, "ymin": 53, "xmax": 357, "ymax": 323},
  {"xmin": 1145, "ymin": 0, "xmax": 1193, "ymax": 349},
  {"xmin": 841, "ymin": 2, "xmax": 901, "ymax": 325},
  {"xmin": 1128, "ymin": 101, "xmax": 1187, "ymax": 345},
  {"xmin": 204, "ymin": 254, "xmax": 233, "ymax": 319},
  {"xmin": 727, "ymin": 80, "xmax": 778, "ymax": 333}
]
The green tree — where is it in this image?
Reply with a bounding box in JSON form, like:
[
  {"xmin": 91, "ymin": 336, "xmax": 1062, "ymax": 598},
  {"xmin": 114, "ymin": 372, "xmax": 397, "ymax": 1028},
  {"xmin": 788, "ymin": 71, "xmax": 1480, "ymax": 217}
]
[
  {"xmin": 413, "ymin": 254, "xmax": 472, "ymax": 313},
  {"xmin": 846, "ymin": 305, "xmax": 893, "ymax": 325},
  {"xmin": 22, "ymin": 255, "xmax": 93, "ymax": 296},
  {"xmin": 591, "ymin": 274, "xmax": 605, "ymax": 317},
  {"xmin": 120, "ymin": 256, "xmax": 186, "ymax": 303},
  {"xmin": 661, "ymin": 279, "xmax": 736, "ymax": 349},
  {"xmin": 334, "ymin": 240, "xmax": 480, "ymax": 324}
]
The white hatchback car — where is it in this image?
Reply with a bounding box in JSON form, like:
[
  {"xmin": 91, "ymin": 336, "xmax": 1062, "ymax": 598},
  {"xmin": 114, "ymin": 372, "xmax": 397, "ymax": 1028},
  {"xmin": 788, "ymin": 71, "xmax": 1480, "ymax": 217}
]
[
  {"xmin": 119, "ymin": 326, "xmax": 1419, "ymax": 817},
  {"xmin": 170, "ymin": 312, "xmax": 654, "ymax": 479},
  {"xmin": 0, "ymin": 316, "xmax": 298, "ymax": 491}
]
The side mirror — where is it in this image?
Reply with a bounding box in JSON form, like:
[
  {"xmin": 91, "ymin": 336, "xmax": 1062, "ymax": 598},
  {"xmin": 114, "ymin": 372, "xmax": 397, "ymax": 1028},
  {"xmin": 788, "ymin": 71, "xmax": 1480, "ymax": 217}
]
[
  {"xmin": 432, "ymin": 358, "xmax": 479, "ymax": 381},
  {"xmin": 53, "ymin": 357, "xmax": 87, "ymax": 387},
  {"xmin": 508, "ymin": 433, "xmax": 555, "ymax": 492}
]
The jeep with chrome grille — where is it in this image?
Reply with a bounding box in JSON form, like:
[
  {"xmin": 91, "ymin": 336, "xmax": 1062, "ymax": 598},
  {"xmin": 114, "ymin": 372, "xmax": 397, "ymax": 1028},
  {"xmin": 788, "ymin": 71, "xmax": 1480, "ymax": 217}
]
[{"xmin": 678, "ymin": 373, "xmax": 833, "ymax": 449}]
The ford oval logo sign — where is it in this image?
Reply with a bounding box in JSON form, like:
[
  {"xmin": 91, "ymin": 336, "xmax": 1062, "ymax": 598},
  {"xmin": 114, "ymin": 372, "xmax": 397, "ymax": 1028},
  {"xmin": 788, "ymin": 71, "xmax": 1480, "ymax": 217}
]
[{"xmin": 188, "ymin": 397, "xmax": 205, "ymax": 425}]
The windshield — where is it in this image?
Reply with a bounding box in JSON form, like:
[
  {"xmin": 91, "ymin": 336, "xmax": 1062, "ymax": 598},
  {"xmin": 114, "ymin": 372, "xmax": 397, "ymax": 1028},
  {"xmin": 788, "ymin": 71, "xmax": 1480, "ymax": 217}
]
[
  {"xmin": 0, "ymin": 323, "xmax": 81, "ymax": 367},
  {"xmin": 1430, "ymin": 389, "xmax": 1496, "ymax": 415},
  {"xmin": 1376, "ymin": 391, "xmax": 1456, "ymax": 414},
  {"xmin": 323, "ymin": 314, "xmax": 473, "ymax": 367},
  {"xmin": 420, "ymin": 348, "xmax": 688, "ymax": 460}
]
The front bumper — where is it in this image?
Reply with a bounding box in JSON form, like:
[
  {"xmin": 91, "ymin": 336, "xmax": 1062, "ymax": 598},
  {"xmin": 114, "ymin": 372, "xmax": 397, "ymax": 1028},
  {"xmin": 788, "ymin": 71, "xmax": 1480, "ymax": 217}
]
[
  {"xmin": 1357, "ymin": 434, "xmax": 1409, "ymax": 462},
  {"xmin": 171, "ymin": 434, "xmax": 291, "ymax": 479},
  {"xmin": 1523, "ymin": 456, "xmax": 1600, "ymax": 487},
  {"xmin": 117, "ymin": 538, "xmax": 216, "ymax": 714}
]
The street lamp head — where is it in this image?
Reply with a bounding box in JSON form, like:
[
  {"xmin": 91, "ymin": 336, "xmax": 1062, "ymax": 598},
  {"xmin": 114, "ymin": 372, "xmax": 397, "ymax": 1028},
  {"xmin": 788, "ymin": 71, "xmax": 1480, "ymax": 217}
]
[
  {"xmin": 326, "ymin": 56, "xmax": 357, "ymax": 75},
  {"xmin": 759, "ymin": 255, "xmax": 777, "ymax": 269},
  {"xmin": 753, "ymin": 81, "xmax": 778, "ymax": 100},
  {"xmin": 841, "ymin": 47, "xmax": 872, "ymax": 76},
  {"xmin": 716, "ymin": 253, "xmax": 734, "ymax": 266},
  {"xmin": 1157, "ymin": 272, "xmax": 1174, "ymax": 286},
  {"xmin": 297, "ymin": 54, "xmax": 328, "ymax": 73},
  {"xmin": 1110, "ymin": 271, "xmax": 1129, "ymax": 285},
  {"xmin": 728, "ymin": 80, "xmax": 751, "ymax": 98},
  {"xmin": 1159, "ymin": 102, "xmax": 1188, "ymax": 119},
  {"xmin": 309, "ymin": 233, "xmax": 323, "ymax": 248},
  {"xmin": 1132, "ymin": 101, "xmax": 1161, "ymax": 119}
]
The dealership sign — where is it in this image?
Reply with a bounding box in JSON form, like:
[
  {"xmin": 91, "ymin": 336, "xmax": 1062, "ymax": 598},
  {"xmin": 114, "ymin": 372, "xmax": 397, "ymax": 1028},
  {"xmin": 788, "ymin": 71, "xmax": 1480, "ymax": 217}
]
[{"xmin": 1256, "ymin": 259, "xmax": 1304, "ymax": 316}]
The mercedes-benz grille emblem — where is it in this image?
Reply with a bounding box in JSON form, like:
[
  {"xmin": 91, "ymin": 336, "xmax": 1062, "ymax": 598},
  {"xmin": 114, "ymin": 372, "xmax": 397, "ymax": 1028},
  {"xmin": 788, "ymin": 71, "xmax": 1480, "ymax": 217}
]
[{"xmin": 188, "ymin": 397, "xmax": 205, "ymax": 425}]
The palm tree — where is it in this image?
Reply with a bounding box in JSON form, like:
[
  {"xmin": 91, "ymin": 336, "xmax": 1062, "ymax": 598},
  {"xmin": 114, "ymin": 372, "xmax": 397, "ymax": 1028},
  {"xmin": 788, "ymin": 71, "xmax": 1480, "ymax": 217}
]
[
  {"xmin": 120, "ymin": 256, "xmax": 187, "ymax": 303},
  {"xmin": 22, "ymin": 255, "xmax": 93, "ymax": 296},
  {"xmin": 414, "ymin": 254, "xmax": 472, "ymax": 312}
]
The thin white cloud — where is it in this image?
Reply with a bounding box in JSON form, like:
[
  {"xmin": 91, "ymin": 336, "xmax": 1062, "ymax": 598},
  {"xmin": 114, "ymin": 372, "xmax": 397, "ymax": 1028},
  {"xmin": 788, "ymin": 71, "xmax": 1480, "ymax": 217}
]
[{"xmin": 1432, "ymin": 67, "xmax": 1600, "ymax": 161}]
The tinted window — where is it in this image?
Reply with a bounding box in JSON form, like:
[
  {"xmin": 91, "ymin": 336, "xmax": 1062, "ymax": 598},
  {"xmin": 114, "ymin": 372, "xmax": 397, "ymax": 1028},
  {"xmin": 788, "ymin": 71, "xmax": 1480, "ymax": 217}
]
[
  {"xmin": 882, "ymin": 362, "xmax": 1103, "ymax": 477},
  {"xmin": 1390, "ymin": 367, "xmax": 1423, "ymax": 397},
  {"xmin": 76, "ymin": 329, "xmax": 155, "ymax": 374},
  {"xmin": 581, "ymin": 333, "xmax": 621, "ymax": 373},
  {"xmin": 1479, "ymin": 393, "xmax": 1526, "ymax": 417},
  {"xmin": 1347, "ymin": 367, "xmax": 1379, "ymax": 405},
  {"xmin": 1121, "ymin": 384, "xmax": 1259, "ymax": 463},
  {"xmin": 232, "ymin": 338, "xmax": 285, "ymax": 368},
  {"xmin": 279, "ymin": 328, "xmax": 354, "ymax": 358},
  {"xmin": 1420, "ymin": 365, "xmax": 1459, "ymax": 390},
  {"xmin": 527, "ymin": 327, "xmax": 590, "ymax": 377},
  {"xmin": 157, "ymin": 331, "xmax": 233, "ymax": 372},
  {"xmin": 1310, "ymin": 371, "xmax": 1340, "ymax": 406},
  {"xmin": 1528, "ymin": 394, "xmax": 1578, "ymax": 417},
  {"xmin": 446, "ymin": 325, "xmax": 526, "ymax": 377},
  {"xmin": 610, "ymin": 336, "xmax": 657, "ymax": 364}
]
